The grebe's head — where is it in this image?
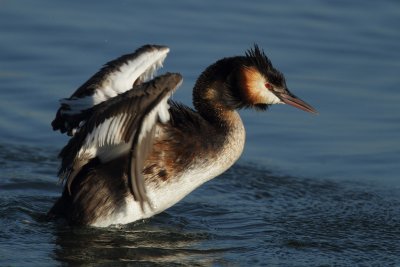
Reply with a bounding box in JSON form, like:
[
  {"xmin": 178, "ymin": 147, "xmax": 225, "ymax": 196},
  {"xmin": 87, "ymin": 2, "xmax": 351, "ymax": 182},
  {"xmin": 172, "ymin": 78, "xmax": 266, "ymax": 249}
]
[{"xmin": 235, "ymin": 44, "xmax": 317, "ymax": 114}]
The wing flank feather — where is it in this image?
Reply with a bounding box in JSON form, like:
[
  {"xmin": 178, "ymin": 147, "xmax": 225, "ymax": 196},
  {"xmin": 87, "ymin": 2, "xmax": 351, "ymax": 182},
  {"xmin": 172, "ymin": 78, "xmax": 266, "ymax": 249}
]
[
  {"xmin": 127, "ymin": 93, "xmax": 172, "ymax": 209},
  {"xmin": 77, "ymin": 113, "xmax": 127, "ymax": 158},
  {"xmin": 58, "ymin": 73, "xmax": 183, "ymax": 205},
  {"xmin": 52, "ymin": 44, "xmax": 170, "ymax": 135}
]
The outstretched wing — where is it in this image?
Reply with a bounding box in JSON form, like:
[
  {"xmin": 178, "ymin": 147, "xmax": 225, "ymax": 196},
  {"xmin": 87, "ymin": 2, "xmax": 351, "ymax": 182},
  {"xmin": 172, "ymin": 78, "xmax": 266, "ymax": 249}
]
[
  {"xmin": 58, "ymin": 73, "xmax": 183, "ymax": 209},
  {"xmin": 52, "ymin": 44, "xmax": 170, "ymax": 135}
]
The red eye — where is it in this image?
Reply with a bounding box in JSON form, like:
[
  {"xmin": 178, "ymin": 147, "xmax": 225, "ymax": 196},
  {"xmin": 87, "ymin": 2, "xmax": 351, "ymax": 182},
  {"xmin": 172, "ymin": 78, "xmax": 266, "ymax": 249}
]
[{"xmin": 265, "ymin": 83, "xmax": 273, "ymax": 90}]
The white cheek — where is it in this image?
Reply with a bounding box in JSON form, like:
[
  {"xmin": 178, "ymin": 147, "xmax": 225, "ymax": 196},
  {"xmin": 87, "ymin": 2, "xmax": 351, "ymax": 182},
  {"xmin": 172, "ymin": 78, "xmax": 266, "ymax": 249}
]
[
  {"xmin": 263, "ymin": 90, "xmax": 283, "ymax": 104},
  {"xmin": 257, "ymin": 84, "xmax": 283, "ymax": 104}
]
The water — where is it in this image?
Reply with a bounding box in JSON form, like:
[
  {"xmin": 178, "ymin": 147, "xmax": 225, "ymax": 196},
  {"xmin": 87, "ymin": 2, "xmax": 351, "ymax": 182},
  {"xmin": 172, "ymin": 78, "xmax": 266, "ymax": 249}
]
[{"xmin": 1, "ymin": 0, "xmax": 399, "ymax": 266}]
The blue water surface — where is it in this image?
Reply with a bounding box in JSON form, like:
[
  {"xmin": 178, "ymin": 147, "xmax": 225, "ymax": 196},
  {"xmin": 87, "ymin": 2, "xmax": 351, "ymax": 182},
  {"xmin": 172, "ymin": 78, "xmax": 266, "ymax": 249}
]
[{"xmin": 0, "ymin": 1, "xmax": 399, "ymax": 266}]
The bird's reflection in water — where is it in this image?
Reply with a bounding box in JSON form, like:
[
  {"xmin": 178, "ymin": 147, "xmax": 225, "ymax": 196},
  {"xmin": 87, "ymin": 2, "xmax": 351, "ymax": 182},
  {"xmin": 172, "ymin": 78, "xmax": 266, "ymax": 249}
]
[{"xmin": 51, "ymin": 213, "xmax": 229, "ymax": 266}]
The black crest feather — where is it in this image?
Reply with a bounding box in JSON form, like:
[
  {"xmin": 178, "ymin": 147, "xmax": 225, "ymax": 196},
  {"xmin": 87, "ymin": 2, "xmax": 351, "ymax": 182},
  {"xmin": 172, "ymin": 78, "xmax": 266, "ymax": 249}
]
[
  {"xmin": 245, "ymin": 44, "xmax": 273, "ymax": 71},
  {"xmin": 245, "ymin": 44, "xmax": 286, "ymax": 87}
]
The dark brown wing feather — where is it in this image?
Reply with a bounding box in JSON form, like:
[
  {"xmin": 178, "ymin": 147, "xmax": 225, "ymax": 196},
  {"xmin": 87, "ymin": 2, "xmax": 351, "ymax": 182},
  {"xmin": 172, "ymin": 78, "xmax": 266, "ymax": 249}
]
[
  {"xmin": 58, "ymin": 73, "xmax": 183, "ymax": 207},
  {"xmin": 52, "ymin": 44, "xmax": 169, "ymax": 135}
]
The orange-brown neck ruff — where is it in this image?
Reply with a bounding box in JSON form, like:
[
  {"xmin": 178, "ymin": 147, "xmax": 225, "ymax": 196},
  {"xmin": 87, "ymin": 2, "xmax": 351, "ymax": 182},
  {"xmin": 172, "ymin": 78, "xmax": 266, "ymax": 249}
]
[
  {"xmin": 239, "ymin": 66, "xmax": 267, "ymax": 105},
  {"xmin": 239, "ymin": 66, "xmax": 283, "ymax": 106}
]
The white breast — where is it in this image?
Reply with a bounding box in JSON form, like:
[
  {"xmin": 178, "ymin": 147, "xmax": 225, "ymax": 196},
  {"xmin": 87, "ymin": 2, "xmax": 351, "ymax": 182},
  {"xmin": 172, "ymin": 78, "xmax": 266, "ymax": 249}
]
[{"xmin": 91, "ymin": 112, "xmax": 246, "ymax": 227}]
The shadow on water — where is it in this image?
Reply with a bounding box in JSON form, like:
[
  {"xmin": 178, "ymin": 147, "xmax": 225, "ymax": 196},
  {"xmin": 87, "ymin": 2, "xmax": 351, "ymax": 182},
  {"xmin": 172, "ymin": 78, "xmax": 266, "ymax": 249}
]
[{"xmin": 1, "ymin": 143, "xmax": 399, "ymax": 266}]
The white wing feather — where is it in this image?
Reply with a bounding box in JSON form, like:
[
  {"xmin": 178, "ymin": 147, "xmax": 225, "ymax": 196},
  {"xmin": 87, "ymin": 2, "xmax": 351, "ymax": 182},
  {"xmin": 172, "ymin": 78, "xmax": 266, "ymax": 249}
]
[
  {"xmin": 75, "ymin": 93, "xmax": 172, "ymax": 166},
  {"xmin": 60, "ymin": 47, "xmax": 169, "ymax": 116}
]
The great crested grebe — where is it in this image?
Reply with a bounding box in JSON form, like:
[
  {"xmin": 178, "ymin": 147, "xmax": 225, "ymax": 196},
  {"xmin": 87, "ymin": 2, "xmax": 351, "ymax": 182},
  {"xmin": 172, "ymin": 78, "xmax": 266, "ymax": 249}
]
[{"xmin": 48, "ymin": 44, "xmax": 317, "ymax": 227}]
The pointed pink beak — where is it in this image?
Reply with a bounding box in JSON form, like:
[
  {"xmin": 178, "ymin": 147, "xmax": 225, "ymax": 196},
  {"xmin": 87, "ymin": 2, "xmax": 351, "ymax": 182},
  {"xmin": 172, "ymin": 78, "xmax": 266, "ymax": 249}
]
[{"xmin": 279, "ymin": 91, "xmax": 318, "ymax": 114}]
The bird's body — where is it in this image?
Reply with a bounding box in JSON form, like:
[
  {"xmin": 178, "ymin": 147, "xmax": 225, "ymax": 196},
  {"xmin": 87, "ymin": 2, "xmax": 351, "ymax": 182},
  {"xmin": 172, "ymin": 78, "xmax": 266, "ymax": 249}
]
[{"xmin": 48, "ymin": 44, "xmax": 316, "ymax": 227}]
